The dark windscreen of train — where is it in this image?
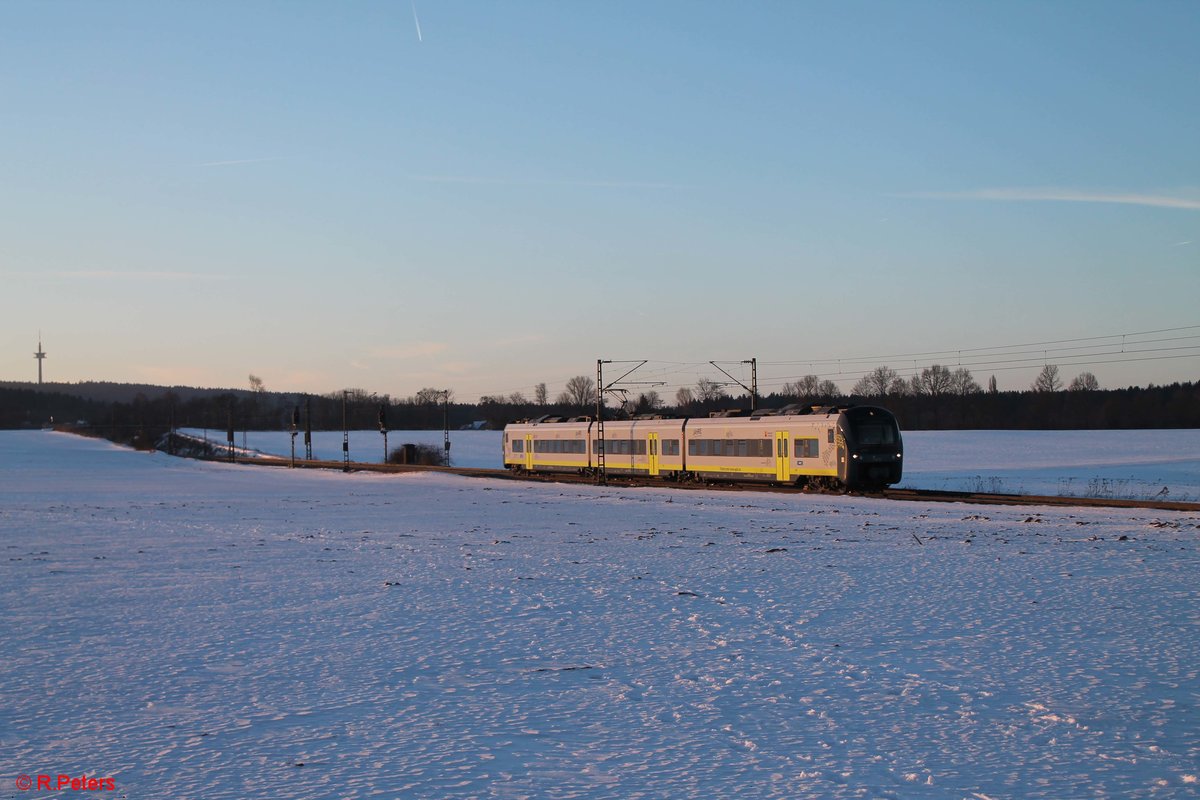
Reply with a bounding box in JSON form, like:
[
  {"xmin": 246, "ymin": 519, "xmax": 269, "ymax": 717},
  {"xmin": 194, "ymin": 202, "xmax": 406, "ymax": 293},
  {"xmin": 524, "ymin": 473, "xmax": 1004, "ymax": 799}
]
[{"xmin": 856, "ymin": 423, "xmax": 898, "ymax": 446}]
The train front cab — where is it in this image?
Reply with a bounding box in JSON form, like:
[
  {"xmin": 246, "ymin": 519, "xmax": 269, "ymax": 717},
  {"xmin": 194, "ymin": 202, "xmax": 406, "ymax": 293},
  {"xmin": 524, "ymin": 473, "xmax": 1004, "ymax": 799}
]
[{"xmin": 838, "ymin": 406, "xmax": 903, "ymax": 488}]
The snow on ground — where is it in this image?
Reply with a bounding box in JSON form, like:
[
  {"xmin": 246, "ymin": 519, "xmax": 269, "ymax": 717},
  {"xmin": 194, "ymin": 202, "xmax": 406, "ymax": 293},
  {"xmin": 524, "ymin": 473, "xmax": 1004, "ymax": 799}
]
[
  {"xmin": 900, "ymin": 430, "xmax": 1200, "ymax": 502},
  {"xmin": 184, "ymin": 427, "xmax": 1200, "ymax": 501},
  {"xmin": 3, "ymin": 431, "xmax": 1199, "ymax": 799}
]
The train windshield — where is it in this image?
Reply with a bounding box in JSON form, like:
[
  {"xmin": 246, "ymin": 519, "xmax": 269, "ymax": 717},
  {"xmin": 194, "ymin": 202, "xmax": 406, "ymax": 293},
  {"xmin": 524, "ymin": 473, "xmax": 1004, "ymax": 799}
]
[{"xmin": 855, "ymin": 422, "xmax": 898, "ymax": 446}]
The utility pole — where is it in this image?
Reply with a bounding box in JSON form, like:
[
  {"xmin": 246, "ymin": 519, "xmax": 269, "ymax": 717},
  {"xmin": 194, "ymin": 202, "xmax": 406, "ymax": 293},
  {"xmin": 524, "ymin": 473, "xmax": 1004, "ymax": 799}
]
[
  {"xmin": 750, "ymin": 357, "xmax": 757, "ymax": 410},
  {"xmin": 342, "ymin": 390, "xmax": 350, "ymax": 472},
  {"xmin": 595, "ymin": 359, "xmax": 663, "ymax": 485},
  {"xmin": 596, "ymin": 360, "xmax": 608, "ymax": 484},
  {"xmin": 378, "ymin": 403, "xmax": 389, "ymax": 464},
  {"xmin": 226, "ymin": 405, "xmax": 235, "ymax": 463},
  {"xmin": 441, "ymin": 391, "xmax": 451, "ymax": 466},
  {"xmin": 290, "ymin": 406, "xmax": 299, "ymax": 468},
  {"xmin": 304, "ymin": 397, "xmax": 313, "ymax": 460},
  {"xmin": 710, "ymin": 358, "xmax": 758, "ymax": 411}
]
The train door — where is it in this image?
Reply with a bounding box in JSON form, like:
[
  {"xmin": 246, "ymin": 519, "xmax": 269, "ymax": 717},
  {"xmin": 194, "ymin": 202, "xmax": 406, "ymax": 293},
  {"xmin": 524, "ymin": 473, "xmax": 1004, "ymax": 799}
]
[
  {"xmin": 775, "ymin": 431, "xmax": 790, "ymax": 482},
  {"xmin": 835, "ymin": 428, "xmax": 848, "ymax": 484},
  {"xmin": 648, "ymin": 433, "xmax": 660, "ymax": 476},
  {"xmin": 524, "ymin": 435, "xmax": 534, "ymax": 470}
]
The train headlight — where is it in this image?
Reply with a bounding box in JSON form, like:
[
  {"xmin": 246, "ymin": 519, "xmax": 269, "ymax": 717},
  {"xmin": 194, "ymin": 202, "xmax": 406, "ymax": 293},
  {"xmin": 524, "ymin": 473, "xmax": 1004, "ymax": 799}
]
[{"xmin": 851, "ymin": 453, "xmax": 859, "ymax": 459}]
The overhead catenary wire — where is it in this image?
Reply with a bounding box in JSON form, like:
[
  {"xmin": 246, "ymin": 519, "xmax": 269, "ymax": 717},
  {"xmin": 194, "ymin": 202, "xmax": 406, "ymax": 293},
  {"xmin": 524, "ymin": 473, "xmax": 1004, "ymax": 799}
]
[{"xmin": 469, "ymin": 325, "xmax": 1199, "ymax": 400}]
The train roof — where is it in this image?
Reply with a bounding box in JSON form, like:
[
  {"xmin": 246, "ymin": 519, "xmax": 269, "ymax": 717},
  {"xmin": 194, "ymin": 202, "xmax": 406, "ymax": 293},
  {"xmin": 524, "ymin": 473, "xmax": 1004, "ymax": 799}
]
[{"xmin": 507, "ymin": 404, "xmax": 898, "ymax": 427}]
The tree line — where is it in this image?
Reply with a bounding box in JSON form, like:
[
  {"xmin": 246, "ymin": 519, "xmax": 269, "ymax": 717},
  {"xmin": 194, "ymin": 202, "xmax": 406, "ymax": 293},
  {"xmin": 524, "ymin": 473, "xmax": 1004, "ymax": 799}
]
[{"xmin": 2, "ymin": 365, "xmax": 1197, "ymax": 449}]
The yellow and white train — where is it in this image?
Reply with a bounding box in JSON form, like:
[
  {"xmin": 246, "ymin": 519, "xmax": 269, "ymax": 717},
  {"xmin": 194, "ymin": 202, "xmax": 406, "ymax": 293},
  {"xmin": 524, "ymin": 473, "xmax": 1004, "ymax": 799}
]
[{"xmin": 503, "ymin": 405, "xmax": 903, "ymax": 490}]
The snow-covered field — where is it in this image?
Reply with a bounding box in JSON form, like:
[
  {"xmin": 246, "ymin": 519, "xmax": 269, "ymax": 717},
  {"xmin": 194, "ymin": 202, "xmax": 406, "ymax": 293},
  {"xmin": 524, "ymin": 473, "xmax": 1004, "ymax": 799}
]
[
  {"xmin": 3, "ymin": 430, "xmax": 1199, "ymax": 799},
  {"xmin": 183, "ymin": 427, "xmax": 1200, "ymax": 502}
]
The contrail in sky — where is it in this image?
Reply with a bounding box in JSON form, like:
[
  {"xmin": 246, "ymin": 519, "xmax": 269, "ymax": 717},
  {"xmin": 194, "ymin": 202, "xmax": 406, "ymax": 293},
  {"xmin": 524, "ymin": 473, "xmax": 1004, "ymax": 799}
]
[
  {"xmin": 896, "ymin": 188, "xmax": 1200, "ymax": 211},
  {"xmin": 198, "ymin": 157, "xmax": 282, "ymax": 167},
  {"xmin": 412, "ymin": 1, "xmax": 422, "ymax": 42}
]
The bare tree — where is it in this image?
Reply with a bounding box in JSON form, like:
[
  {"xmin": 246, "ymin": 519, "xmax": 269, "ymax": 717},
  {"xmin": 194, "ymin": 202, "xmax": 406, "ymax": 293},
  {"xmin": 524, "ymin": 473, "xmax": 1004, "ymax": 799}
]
[
  {"xmin": 1032, "ymin": 365, "xmax": 1063, "ymax": 393},
  {"xmin": 675, "ymin": 386, "xmax": 695, "ymax": 408},
  {"xmin": 248, "ymin": 374, "xmax": 266, "ymax": 393},
  {"xmin": 852, "ymin": 366, "xmax": 900, "ymax": 397},
  {"xmin": 817, "ymin": 379, "xmax": 842, "ymax": 398},
  {"xmin": 508, "ymin": 391, "xmax": 527, "ymax": 404},
  {"xmin": 560, "ymin": 375, "xmax": 595, "ymax": 408},
  {"xmin": 1068, "ymin": 371, "xmax": 1099, "ymax": 391},
  {"xmin": 695, "ymin": 377, "xmax": 727, "ymax": 403},
  {"xmin": 988, "ymin": 375, "xmax": 998, "ymax": 394},
  {"xmin": 534, "ymin": 383, "xmax": 548, "ymax": 405},
  {"xmin": 635, "ymin": 390, "xmax": 663, "ymax": 411},
  {"xmin": 911, "ymin": 364, "xmax": 955, "ymax": 397},
  {"xmin": 781, "ymin": 375, "xmax": 822, "ymax": 400},
  {"xmin": 414, "ymin": 387, "xmax": 452, "ymax": 405},
  {"xmin": 951, "ymin": 368, "xmax": 981, "ymax": 395}
]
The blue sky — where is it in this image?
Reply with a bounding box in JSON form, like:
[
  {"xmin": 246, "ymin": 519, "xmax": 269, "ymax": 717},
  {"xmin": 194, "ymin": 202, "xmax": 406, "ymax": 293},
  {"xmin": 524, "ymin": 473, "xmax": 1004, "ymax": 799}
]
[{"xmin": 2, "ymin": 1, "xmax": 1197, "ymax": 400}]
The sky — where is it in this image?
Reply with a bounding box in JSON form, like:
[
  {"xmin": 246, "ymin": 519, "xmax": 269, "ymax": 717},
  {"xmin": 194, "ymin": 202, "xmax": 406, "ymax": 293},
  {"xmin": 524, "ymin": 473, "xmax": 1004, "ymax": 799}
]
[{"xmin": 2, "ymin": 0, "xmax": 1198, "ymax": 402}]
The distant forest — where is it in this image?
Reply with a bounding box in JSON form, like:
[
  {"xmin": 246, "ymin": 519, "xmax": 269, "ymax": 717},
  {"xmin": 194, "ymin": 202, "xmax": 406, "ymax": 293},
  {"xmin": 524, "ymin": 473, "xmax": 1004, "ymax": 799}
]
[{"xmin": 2, "ymin": 371, "xmax": 1198, "ymax": 450}]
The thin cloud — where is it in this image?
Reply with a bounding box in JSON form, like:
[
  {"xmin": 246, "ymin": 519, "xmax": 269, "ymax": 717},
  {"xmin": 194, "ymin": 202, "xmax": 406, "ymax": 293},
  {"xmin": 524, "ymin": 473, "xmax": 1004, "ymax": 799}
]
[
  {"xmin": 407, "ymin": 175, "xmax": 683, "ymax": 190},
  {"xmin": 197, "ymin": 157, "xmax": 284, "ymax": 167},
  {"xmin": 48, "ymin": 272, "xmax": 229, "ymax": 281},
  {"xmin": 897, "ymin": 188, "xmax": 1200, "ymax": 211},
  {"xmin": 485, "ymin": 334, "xmax": 546, "ymax": 349},
  {"xmin": 370, "ymin": 342, "xmax": 449, "ymax": 360},
  {"xmin": 1172, "ymin": 240, "xmax": 1193, "ymax": 247}
]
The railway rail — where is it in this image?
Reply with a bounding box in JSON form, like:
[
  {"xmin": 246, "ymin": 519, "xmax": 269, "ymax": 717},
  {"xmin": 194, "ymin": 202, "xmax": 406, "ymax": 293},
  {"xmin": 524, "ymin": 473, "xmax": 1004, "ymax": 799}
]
[{"xmin": 195, "ymin": 449, "xmax": 1200, "ymax": 513}]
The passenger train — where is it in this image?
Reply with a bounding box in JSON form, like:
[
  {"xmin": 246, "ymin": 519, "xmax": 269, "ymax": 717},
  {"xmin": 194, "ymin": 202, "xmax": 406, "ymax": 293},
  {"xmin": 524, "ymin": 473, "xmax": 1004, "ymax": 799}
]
[{"xmin": 503, "ymin": 405, "xmax": 903, "ymax": 490}]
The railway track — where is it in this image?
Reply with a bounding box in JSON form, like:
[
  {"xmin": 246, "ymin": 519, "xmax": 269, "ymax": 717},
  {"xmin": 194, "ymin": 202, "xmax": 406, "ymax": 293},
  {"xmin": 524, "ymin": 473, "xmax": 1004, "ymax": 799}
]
[{"xmin": 198, "ymin": 450, "xmax": 1200, "ymax": 513}]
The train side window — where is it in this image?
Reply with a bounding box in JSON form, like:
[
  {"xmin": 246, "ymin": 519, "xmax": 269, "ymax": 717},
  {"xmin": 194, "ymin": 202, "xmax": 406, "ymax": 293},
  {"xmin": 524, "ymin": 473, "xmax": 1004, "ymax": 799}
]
[
  {"xmin": 737, "ymin": 440, "xmax": 748, "ymax": 457},
  {"xmin": 796, "ymin": 438, "xmax": 819, "ymax": 458},
  {"xmin": 828, "ymin": 429, "xmax": 835, "ymax": 443},
  {"xmin": 513, "ymin": 440, "xmax": 523, "ymax": 453}
]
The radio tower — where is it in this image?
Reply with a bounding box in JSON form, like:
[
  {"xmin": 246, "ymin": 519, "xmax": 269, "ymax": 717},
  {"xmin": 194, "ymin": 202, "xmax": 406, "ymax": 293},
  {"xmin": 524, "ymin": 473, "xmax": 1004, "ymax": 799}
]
[{"xmin": 34, "ymin": 333, "xmax": 46, "ymax": 385}]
